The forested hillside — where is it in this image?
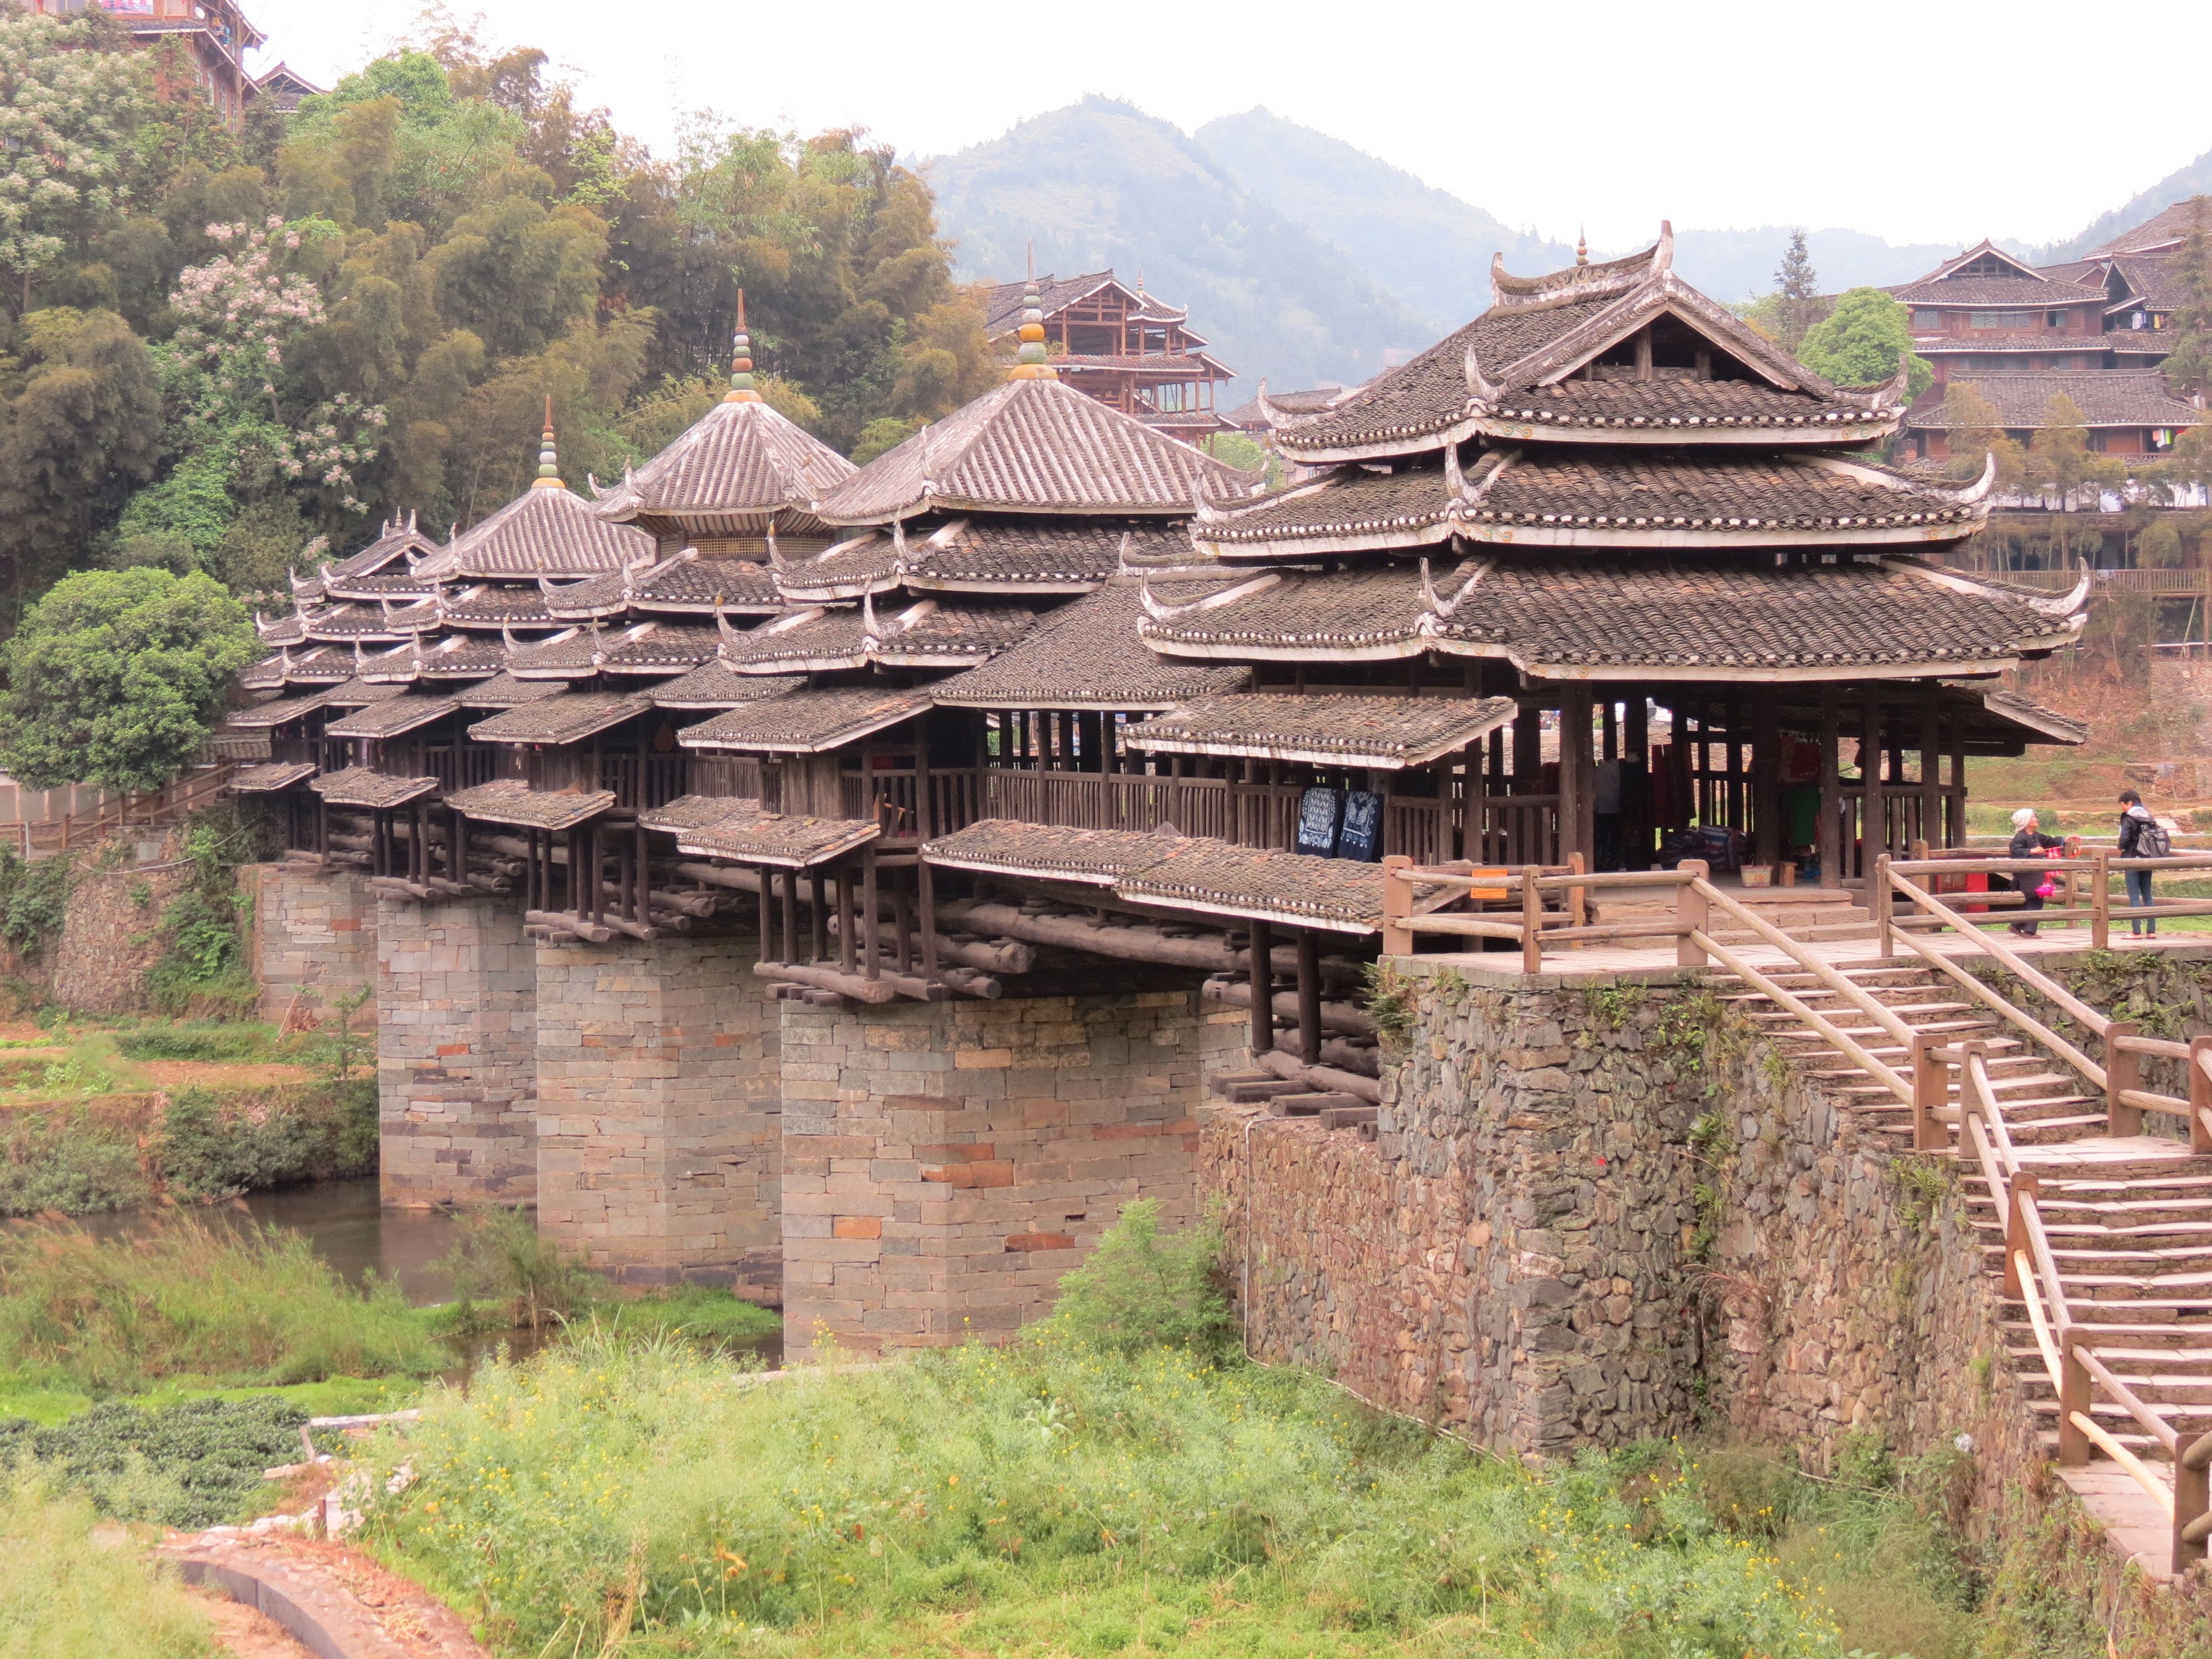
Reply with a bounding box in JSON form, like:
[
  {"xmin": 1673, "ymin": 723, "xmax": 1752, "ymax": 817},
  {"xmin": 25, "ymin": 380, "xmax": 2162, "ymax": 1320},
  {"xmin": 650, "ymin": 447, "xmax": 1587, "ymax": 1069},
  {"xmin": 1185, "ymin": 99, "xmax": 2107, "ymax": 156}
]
[
  {"xmin": 0, "ymin": 11, "xmax": 994, "ymax": 630},
  {"xmin": 923, "ymin": 97, "xmax": 1436, "ymax": 398}
]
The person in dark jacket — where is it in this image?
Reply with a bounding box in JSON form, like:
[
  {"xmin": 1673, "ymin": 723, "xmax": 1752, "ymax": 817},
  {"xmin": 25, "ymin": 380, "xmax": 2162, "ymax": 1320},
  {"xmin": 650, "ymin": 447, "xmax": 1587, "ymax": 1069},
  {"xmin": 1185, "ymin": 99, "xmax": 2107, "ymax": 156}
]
[
  {"xmin": 2006, "ymin": 808, "xmax": 2064, "ymax": 936},
  {"xmin": 2117, "ymin": 789, "xmax": 2158, "ymax": 937}
]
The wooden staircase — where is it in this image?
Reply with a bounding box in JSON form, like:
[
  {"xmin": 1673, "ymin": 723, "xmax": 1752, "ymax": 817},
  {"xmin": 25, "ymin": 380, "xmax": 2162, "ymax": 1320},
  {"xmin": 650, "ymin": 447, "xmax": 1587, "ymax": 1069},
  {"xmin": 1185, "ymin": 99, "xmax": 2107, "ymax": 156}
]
[{"xmin": 1715, "ymin": 950, "xmax": 2212, "ymax": 1580}]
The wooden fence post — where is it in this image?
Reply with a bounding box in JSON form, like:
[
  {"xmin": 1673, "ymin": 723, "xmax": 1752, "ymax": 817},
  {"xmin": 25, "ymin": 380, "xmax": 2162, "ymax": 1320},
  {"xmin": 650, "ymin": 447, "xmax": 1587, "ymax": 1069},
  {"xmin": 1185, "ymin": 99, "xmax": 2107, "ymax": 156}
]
[
  {"xmin": 1874, "ymin": 853, "xmax": 1895, "ymax": 961},
  {"xmin": 1567, "ymin": 849, "xmax": 1588, "ymax": 932},
  {"xmin": 2176, "ymin": 1445, "xmax": 2211, "ymax": 1575},
  {"xmin": 1520, "ymin": 864, "xmax": 1543, "ymax": 976},
  {"xmin": 1912, "ymin": 1031, "xmax": 1950, "ymax": 1153},
  {"xmin": 2106, "ymin": 1020, "xmax": 2143, "ymax": 1137},
  {"xmin": 2057, "ymin": 1331, "xmax": 2093, "ymax": 1468},
  {"xmin": 1380, "ymin": 855, "xmax": 1412, "ymax": 956},
  {"xmin": 2092, "ymin": 848, "xmax": 2111, "ymax": 952},
  {"xmin": 2000, "ymin": 1151, "xmax": 2034, "ymax": 1301},
  {"xmin": 2191, "ymin": 1035, "xmax": 2212, "ymax": 1155},
  {"xmin": 1676, "ymin": 859, "xmax": 1709, "ymax": 969}
]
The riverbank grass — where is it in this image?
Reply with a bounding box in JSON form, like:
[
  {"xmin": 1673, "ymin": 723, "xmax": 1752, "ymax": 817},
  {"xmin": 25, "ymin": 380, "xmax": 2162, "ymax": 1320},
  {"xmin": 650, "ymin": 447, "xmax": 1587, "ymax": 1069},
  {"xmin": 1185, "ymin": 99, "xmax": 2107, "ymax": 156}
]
[{"xmin": 0, "ymin": 1470, "xmax": 216, "ymax": 1657}]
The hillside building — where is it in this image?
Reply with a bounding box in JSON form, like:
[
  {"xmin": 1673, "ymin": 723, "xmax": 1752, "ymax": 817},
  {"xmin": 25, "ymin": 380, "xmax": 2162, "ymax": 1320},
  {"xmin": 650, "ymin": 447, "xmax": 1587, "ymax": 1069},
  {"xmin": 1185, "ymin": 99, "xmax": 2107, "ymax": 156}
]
[
  {"xmin": 982, "ymin": 269, "xmax": 1235, "ymax": 437},
  {"xmin": 19, "ymin": 0, "xmax": 317, "ymax": 128}
]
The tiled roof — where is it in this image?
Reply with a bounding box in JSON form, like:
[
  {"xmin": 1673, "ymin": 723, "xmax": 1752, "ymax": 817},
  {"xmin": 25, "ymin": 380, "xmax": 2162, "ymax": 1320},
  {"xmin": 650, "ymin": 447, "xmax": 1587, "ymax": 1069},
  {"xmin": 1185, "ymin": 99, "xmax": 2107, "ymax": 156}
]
[
  {"xmin": 2090, "ymin": 199, "xmax": 2211, "ymax": 256},
  {"xmin": 545, "ymin": 554, "xmax": 785, "ymax": 619},
  {"xmin": 1141, "ymin": 554, "xmax": 2080, "ymax": 674},
  {"xmin": 817, "ymin": 378, "xmax": 1254, "ymax": 521},
  {"xmin": 597, "ymin": 622, "xmax": 723, "ymax": 674},
  {"xmin": 714, "ymin": 606, "xmax": 868, "ymax": 672},
  {"xmin": 1197, "ymin": 467, "xmax": 1455, "ymax": 551},
  {"xmin": 1055, "ymin": 353, "xmax": 1225, "ymax": 375},
  {"xmin": 324, "ymin": 518, "xmax": 439, "ymax": 582},
  {"xmin": 922, "ymin": 820, "xmax": 1383, "ymax": 933},
  {"xmin": 444, "ymin": 780, "xmax": 615, "ymax": 831},
  {"xmin": 408, "ymin": 637, "xmax": 515, "ymax": 681},
  {"xmin": 309, "ymin": 767, "xmax": 441, "ymax": 809},
  {"xmin": 1461, "ymin": 451, "xmax": 1988, "ymax": 537},
  {"xmin": 866, "ymin": 599, "xmax": 1038, "ymax": 667},
  {"xmin": 1906, "ymin": 372, "xmax": 2203, "ymax": 429},
  {"xmin": 1114, "ymin": 838, "xmax": 1385, "ymax": 934},
  {"xmin": 677, "ymin": 687, "xmax": 931, "ymax": 754},
  {"xmin": 925, "ymin": 821, "xmax": 1182, "ymax": 886},
  {"xmin": 983, "ymin": 272, "xmax": 1117, "ymax": 333},
  {"xmin": 297, "ymin": 601, "xmax": 435, "ymax": 640},
  {"xmin": 322, "ymin": 676, "xmax": 408, "ymax": 708},
  {"xmin": 1126, "ymin": 693, "xmax": 1519, "ymax": 768},
  {"xmin": 322, "ymin": 696, "xmax": 458, "ymax": 740},
  {"xmin": 413, "ymin": 483, "xmax": 656, "ymax": 579},
  {"xmin": 243, "ymin": 645, "xmax": 354, "ymax": 687},
  {"xmin": 1910, "ymin": 333, "xmax": 2107, "ymax": 356},
  {"xmin": 1890, "ymin": 278, "xmax": 2099, "ymax": 305},
  {"xmin": 227, "ymin": 691, "xmax": 332, "ymax": 728},
  {"xmin": 2109, "ymin": 257, "xmax": 2184, "ymax": 310},
  {"xmin": 455, "ymin": 672, "xmax": 565, "ymax": 709},
  {"xmin": 931, "ymin": 581, "xmax": 1250, "ymax": 711},
  {"xmin": 468, "ymin": 691, "xmax": 654, "ymax": 745},
  {"xmin": 319, "ymin": 568, "xmax": 440, "ymax": 602},
  {"xmin": 228, "ymin": 761, "xmax": 317, "ymax": 793},
  {"xmin": 1225, "ymin": 383, "xmax": 1352, "ymax": 427},
  {"xmin": 440, "ymin": 588, "xmax": 556, "ymax": 627},
  {"xmin": 637, "ymin": 794, "xmax": 751, "ymax": 834},
  {"xmin": 205, "ymin": 728, "xmax": 270, "ymax": 761},
  {"xmin": 903, "ymin": 519, "xmax": 1186, "ymax": 592},
  {"xmin": 1272, "ymin": 297, "xmax": 1618, "ymax": 455},
  {"xmin": 649, "ymin": 661, "xmax": 805, "ymax": 710},
  {"xmin": 1983, "ymin": 686, "xmax": 2090, "ymax": 745},
  {"xmin": 591, "ymin": 395, "xmax": 854, "ymax": 529},
  {"xmin": 1470, "ymin": 376, "xmax": 1905, "ymax": 436},
  {"xmin": 503, "ymin": 628, "xmax": 598, "ymax": 677},
  {"xmin": 669, "ymin": 804, "xmax": 882, "ymax": 869},
  {"xmin": 2106, "ymin": 333, "xmax": 2174, "ymax": 355}
]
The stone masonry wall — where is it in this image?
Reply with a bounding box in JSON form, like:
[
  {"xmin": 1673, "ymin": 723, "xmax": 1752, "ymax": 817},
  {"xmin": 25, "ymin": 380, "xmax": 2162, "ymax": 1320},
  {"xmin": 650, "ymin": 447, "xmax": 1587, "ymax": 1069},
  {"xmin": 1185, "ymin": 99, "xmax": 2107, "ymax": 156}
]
[
  {"xmin": 1203, "ymin": 956, "xmax": 2049, "ymax": 1486},
  {"xmin": 534, "ymin": 928, "xmax": 781, "ymax": 1297},
  {"xmin": 782, "ymin": 987, "xmax": 1242, "ymax": 1357},
  {"xmin": 1204, "ymin": 962, "xmax": 1709, "ymax": 1455},
  {"xmin": 375, "ymin": 894, "xmax": 536, "ymax": 1205},
  {"xmin": 240, "ymin": 862, "xmax": 377, "ymax": 1027}
]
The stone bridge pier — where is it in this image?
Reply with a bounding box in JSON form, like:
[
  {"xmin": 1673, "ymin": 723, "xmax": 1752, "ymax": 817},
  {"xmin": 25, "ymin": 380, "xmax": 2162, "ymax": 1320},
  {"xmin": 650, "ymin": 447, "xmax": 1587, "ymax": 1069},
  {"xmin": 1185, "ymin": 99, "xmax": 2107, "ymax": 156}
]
[{"xmin": 778, "ymin": 986, "xmax": 1241, "ymax": 1357}]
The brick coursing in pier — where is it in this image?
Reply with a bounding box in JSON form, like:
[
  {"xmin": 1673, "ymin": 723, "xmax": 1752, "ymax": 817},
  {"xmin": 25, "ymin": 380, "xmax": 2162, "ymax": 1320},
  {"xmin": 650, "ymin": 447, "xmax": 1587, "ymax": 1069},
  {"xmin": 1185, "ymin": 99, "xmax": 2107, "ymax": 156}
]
[
  {"xmin": 780, "ymin": 989, "xmax": 1241, "ymax": 1356},
  {"xmin": 534, "ymin": 930, "xmax": 781, "ymax": 1296},
  {"xmin": 375, "ymin": 895, "xmax": 537, "ymax": 1204},
  {"xmin": 242, "ymin": 863, "xmax": 377, "ymax": 1026}
]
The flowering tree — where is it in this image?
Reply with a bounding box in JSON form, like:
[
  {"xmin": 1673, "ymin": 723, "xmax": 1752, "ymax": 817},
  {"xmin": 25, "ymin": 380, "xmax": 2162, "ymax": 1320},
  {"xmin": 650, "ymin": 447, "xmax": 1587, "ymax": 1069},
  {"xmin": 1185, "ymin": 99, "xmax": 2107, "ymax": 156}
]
[
  {"xmin": 0, "ymin": 13, "xmax": 147, "ymax": 312},
  {"xmin": 166, "ymin": 219, "xmax": 387, "ymax": 514}
]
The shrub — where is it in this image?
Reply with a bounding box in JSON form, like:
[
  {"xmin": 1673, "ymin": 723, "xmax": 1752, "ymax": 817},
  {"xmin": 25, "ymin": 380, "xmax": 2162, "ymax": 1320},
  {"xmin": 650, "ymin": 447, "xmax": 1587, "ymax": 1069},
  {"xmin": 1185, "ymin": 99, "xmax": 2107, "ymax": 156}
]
[
  {"xmin": 0, "ymin": 1470, "xmax": 217, "ymax": 1656},
  {"xmin": 0, "ymin": 1217, "xmax": 443, "ymax": 1393},
  {"xmin": 0, "ymin": 1108, "xmax": 151, "ymax": 1214},
  {"xmin": 112, "ymin": 1021, "xmax": 284, "ymax": 1062},
  {"xmin": 1041, "ymin": 1198, "xmax": 1235, "ymax": 1359},
  {"xmin": 0, "ymin": 849, "xmax": 72, "ymax": 961},
  {"xmin": 436, "ymin": 1204, "xmax": 604, "ymax": 1333},
  {"xmin": 157, "ymin": 1083, "xmax": 374, "ymax": 1203},
  {"xmin": 0, "ymin": 1395, "xmax": 308, "ymax": 1528}
]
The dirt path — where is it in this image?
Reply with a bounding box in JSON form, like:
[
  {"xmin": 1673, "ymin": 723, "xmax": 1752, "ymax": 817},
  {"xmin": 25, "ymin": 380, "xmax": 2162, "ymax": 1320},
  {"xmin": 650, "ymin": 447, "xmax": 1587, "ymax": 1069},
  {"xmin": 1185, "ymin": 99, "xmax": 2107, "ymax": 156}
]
[{"xmin": 164, "ymin": 1534, "xmax": 489, "ymax": 1659}]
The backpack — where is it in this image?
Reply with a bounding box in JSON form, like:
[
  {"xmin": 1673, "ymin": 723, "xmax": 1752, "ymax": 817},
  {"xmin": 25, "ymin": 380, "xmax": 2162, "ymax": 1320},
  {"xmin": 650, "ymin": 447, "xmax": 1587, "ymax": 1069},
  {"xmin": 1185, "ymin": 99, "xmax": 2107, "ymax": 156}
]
[{"xmin": 2141, "ymin": 817, "xmax": 2174, "ymax": 859}]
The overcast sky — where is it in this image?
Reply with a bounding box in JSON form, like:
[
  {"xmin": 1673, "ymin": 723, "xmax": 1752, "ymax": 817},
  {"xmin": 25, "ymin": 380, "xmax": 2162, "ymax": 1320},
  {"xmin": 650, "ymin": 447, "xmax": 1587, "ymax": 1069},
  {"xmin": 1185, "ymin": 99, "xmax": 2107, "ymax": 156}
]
[{"xmin": 247, "ymin": 0, "xmax": 2212, "ymax": 252}]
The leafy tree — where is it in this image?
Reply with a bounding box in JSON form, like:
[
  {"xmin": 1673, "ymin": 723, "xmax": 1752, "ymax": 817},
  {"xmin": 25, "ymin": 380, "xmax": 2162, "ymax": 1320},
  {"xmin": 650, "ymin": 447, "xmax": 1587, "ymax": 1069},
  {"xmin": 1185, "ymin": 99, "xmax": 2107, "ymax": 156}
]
[
  {"xmin": 1764, "ymin": 229, "xmax": 1828, "ymax": 351},
  {"xmin": 0, "ymin": 567, "xmax": 252, "ymax": 790},
  {"xmin": 0, "ymin": 306, "xmax": 160, "ymax": 618},
  {"xmin": 1796, "ymin": 287, "xmax": 1934, "ymax": 400},
  {"xmin": 2158, "ymin": 199, "xmax": 2212, "ymax": 399},
  {"xmin": 1934, "ymin": 380, "xmax": 2025, "ymax": 490},
  {"xmin": 0, "ymin": 13, "xmax": 147, "ymax": 316},
  {"xmin": 2026, "ymin": 393, "xmax": 2125, "ymax": 555}
]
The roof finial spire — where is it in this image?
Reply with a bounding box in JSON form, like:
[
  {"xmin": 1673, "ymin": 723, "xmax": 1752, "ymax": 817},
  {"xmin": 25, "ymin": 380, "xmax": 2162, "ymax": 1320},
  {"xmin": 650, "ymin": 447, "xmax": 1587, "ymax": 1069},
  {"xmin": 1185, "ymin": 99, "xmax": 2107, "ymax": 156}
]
[
  {"xmin": 726, "ymin": 288, "xmax": 762, "ymax": 404},
  {"xmin": 1010, "ymin": 237, "xmax": 1056, "ymax": 380},
  {"xmin": 531, "ymin": 395, "xmax": 565, "ymax": 489},
  {"xmin": 1575, "ymin": 227, "xmax": 1588, "ymax": 267}
]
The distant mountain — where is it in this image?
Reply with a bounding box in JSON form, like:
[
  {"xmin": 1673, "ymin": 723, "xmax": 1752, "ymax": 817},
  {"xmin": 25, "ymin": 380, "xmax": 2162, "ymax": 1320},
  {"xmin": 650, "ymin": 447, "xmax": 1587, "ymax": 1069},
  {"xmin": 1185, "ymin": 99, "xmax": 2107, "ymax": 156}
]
[
  {"xmin": 921, "ymin": 97, "xmax": 1437, "ymax": 398},
  {"xmin": 1660, "ymin": 227, "xmax": 1961, "ymax": 301},
  {"xmin": 2036, "ymin": 144, "xmax": 2212, "ymax": 263},
  {"xmin": 1190, "ymin": 108, "xmax": 1570, "ymax": 333}
]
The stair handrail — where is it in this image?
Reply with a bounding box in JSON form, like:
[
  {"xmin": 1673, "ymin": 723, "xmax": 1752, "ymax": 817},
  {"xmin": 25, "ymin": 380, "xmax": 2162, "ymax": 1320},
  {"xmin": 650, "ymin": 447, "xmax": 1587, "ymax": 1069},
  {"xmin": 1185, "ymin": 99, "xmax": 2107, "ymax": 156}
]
[
  {"xmin": 1688, "ymin": 875, "xmax": 1919, "ymax": 1051},
  {"xmin": 1688, "ymin": 925, "xmax": 1913, "ymax": 1105},
  {"xmin": 1885, "ymin": 866, "xmax": 2110, "ymax": 1037},
  {"xmin": 1947, "ymin": 1041, "xmax": 2201, "ymax": 1566}
]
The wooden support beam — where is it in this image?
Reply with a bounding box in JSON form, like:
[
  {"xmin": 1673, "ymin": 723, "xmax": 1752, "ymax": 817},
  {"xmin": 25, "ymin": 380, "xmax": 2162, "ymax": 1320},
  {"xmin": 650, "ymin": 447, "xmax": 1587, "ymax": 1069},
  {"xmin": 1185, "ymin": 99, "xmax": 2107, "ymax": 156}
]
[
  {"xmin": 861, "ymin": 846, "xmax": 880, "ymax": 983},
  {"xmin": 1920, "ymin": 682, "xmax": 1943, "ymax": 857},
  {"xmin": 1199, "ymin": 976, "xmax": 1379, "ymax": 1038},
  {"xmin": 1247, "ymin": 917, "xmax": 1274, "ymax": 1060},
  {"xmin": 1752, "ymin": 693, "xmax": 1781, "ymax": 868},
  {"xmin": 1296, "ymin": 929, "xmax": 1323, "ymax": 1066},
  {"xmin": 1861, "ymin": 697, "xmax": 1886, "ymax": 870},
  {"xmin": 1818, "ymin": 690, "xmax": 1841, "ymax": 888},
  {"xmin": 1251, "ymin": 1046, "xmax": 1381, "ymax": 1104},
  {"xmin": 932, "ymin": 897, "xmax": 1305, "ymax": 975}
]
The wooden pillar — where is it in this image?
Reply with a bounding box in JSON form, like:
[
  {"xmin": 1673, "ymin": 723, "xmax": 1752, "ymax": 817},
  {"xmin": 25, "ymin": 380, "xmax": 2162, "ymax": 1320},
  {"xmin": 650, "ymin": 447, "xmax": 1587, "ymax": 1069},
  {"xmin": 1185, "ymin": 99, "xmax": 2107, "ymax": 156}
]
[
  {"xmin": 1296, "ymin": 930, "xmax": 1322, "ymax": 1066},
  {"xmin": 758, "ymin": 863, "xmax": 776, "ymax": 963},
  {"xmin": 1246, "ymin": 919, "xmax": 1274, "ymax": 1060},
  {"xmin": 1919, "ymin": 683, "xmax": 1942, "ymax": 858},
  {"xmin": 1624, "ymin": 695, "xmax": 1650, "ymax": 867},
  {"xmin": 1558, "ymin": 687, "xmax": 1595, "ymax": 869},
  {"xmin": 1818, "ymin": 689, "xmax": 1841, "ymax": 888},
  {"xmin": 781, "ymin": 868, "xmax": 799, "ymax": 966},
  {"xmin": 1948, "ymin": 721, "xmax": 1967, "ymax": 849},
  {"xmin": 860, "ymin": 846, "xmax": 880, "ymax": 982},
  {"xmin": 836, "ymin": 869, "xmax": 856, "ymax": 973},
  {"xmin": 1752, "ymin": 695, "xmax": 1781, "ymax": 868},
  {"xmin": 1600, "ymin": 698, "xmax": 1619, "ymax": 762},
  {"xmin": 633, "ymin": 817, "xmax": 650, "ymax": 925},
  {"xmin": 917, "ymin": 855, "xmax": 939, "ymax": 983},
  {"xmin": 810, "ymin": 870, "xmax": 827, "ymax": 962},
  {"xmin": 1861, "ymin": 697, "xmax": 1886, "ymax": 871},
  {"xmin": 1512, "ymin": 702, "xmax": 1541, "ymax": 790}
]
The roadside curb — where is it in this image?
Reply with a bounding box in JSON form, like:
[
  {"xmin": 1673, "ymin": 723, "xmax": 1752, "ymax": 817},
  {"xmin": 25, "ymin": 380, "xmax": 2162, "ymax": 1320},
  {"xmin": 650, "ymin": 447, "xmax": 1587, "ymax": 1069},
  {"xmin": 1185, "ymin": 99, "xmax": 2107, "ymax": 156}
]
[{"xmin": 160, "ymin": 1536, "xmax": 486, "ymax": 1659}]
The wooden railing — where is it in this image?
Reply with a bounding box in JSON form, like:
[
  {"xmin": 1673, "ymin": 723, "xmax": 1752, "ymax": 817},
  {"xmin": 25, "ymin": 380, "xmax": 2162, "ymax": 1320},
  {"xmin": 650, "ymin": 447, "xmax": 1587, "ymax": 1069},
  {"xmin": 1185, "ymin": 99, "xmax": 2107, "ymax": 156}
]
[
  {"xmin": 1880, "ymin": 850, "xmax": 2212, "ymax": 953},
  {"xmin": 0, "ymin": 765, "xmax": 234, "ymax": 858},
  {"xmin": 1932, "ymin": 1035, "xmax": 2212, "ymax": 1573},
  {"xmin": 598, "ymin": 752, "xmax": 688, "ymax": 813}
]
